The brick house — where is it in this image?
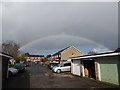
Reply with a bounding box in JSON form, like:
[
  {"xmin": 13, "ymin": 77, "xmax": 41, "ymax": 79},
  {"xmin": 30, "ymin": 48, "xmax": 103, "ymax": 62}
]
[
  {"xmin": 25, "ymin": 55, "xmax": 44, "ymax": 62},
  {"xmin": 50, "ymin": 46, "xmax": 83, "ymax": 63}
]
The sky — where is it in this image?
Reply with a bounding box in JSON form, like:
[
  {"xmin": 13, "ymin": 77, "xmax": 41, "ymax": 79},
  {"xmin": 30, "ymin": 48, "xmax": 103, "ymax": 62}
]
[{"xmin": 2, "ymin": 2, "xmax": 118, "ymax": 55}]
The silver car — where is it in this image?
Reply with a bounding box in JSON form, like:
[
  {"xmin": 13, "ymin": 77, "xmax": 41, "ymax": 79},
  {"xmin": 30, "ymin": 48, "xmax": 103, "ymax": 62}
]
[
  {"xmin": 8, "ymin": 67, "xmax": 18, "ymax": 76},
  {"xmin": 52, "ymin": 62, "xmax": 71, "ymax": 73}
]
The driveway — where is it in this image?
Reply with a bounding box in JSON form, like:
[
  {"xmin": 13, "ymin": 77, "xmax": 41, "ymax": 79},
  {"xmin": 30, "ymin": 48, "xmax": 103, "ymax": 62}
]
[{"xmin": 3, "ymin": 62, "xmax": 120, "ymax": 89}]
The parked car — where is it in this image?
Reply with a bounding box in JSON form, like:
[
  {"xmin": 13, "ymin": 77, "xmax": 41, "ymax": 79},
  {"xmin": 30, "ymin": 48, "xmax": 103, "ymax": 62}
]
[
  {"xmin": 40, "ymin": 61, "xmax": 43, "ymax": 65},
  {"xmin": 8, "ymin": 67, "xmax": 18, "ymax": 77},
  {"xmin": 23, "ymin": 62, "xmax": 29, "ymax": 67},
  {"xmin": 52, "ymin": 62, "xmax": 71, "ymax": 73},
  {"xmin": 13, "ymin": 63, "xmax": 25, "ymax": 73},
  {"xmin": 19, "ymin": 61, "xmax": 29, "ymax": 67},
  {"xmin": 34, "ymin": 61, "xmax": 39, "ymax": 64},
  {"xmin": 48, "ymin": 63, "xmax": 59, "ymax": 70},
  {"xmin": 20, "ymin": 61, "xmax": 25, "ymax": 64}
]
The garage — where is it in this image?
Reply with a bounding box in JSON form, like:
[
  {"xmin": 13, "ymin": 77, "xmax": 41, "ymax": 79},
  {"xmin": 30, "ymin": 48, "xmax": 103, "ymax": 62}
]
[
  {"xmin": 98, "ymin": 56, "xmax": 120, "ymax": 85},
  {"xmin": 0, "ymin": 52, "xmax": 12, "ymax": 85},
  {"xmin": 71, "ymin": 59, "xmax": 81, "ymax": 76},
  {"xmin": 83, "ymin": 59, "xmax": 96, "ymax": 79},
  {"xmin": 71, "ymin": 50, "xmax": 120, "ymax": 85}
]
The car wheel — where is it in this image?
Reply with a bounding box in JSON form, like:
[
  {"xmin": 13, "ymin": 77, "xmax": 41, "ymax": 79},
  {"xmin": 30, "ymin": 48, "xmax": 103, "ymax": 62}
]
[
  {"xmin": 57, "ymin": 69, "xmax": 61, "ymax": 74},
  {"xmin": 9, "ymin": 71, "xmax": 13, "ymax": 77},
  {"xmin": 22, "ymin": 69, "xmax": 25, "ymax": 73}
]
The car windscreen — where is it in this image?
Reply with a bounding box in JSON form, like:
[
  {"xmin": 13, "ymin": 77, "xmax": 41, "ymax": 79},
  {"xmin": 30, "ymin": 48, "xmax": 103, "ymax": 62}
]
[
  {"xmin": 49, "ymin": 63, "xmax": 56, "ymax": 65},
  {"xmin": 14, "ymin": 64, "xmax": 24, "ymax": 68},
  {"xmin": 57, "ymin": 63, "xmax": 63, "ymax": 67},
  {"xmin": 53, "ymin": 63, "xmax": 59, "ymax": 65},
  {"xmin": 13, "ymin": 65, "xmax": 20, "ymax": 68}
]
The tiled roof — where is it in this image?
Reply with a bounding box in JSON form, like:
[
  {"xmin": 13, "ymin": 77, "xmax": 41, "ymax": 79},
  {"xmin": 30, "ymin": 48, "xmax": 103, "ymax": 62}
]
[
  {"xmin": 28, "ymin": 55, "xmax": 44, "ymax": 57},
  {"xmin": 52, "ymin": 46, "xmax": 71, "ymax": 56},
  {"xmin": 115, "ymin": 48, "xmax": 120, "ymax": 52}
]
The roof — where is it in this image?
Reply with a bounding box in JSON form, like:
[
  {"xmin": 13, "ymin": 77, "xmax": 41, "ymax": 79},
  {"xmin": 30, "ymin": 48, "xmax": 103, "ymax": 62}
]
[
  {"xmin": 28, "ymin": 55, "xmax": 44, "ymax": 57},
  {"xmin": 52, "ymin": 46, "xmax": 71, "ymax": 56},
  {"xmin": 0, "ymin": 52, "xmax": 13, "ymax": 58},
  {"xmin": 115, "ymin": 48, "xmax": 120, "ymax": 52},
  {"xmin": 71, "ymin": 51, "xmax": 120, "ymax": 60}
]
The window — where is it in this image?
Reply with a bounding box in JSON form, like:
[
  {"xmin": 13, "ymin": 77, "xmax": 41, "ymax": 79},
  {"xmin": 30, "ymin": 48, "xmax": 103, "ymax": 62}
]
[
  {"xmin": 58, "ymin": 54, "xmax": 60, "ymax": 57},
  {"xmin": 64, "ymin": 63, "xmax": 71, "ymax": 66},
  {"xmin": 31, "ymin": 57, "xmax": 34, "ymax": 59}
]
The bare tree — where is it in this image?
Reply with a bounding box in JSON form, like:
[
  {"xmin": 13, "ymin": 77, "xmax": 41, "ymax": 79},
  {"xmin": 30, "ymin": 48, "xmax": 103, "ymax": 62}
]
[
  {"xmin": 88, "ymin": 50, "xmax": 98, "ymax": 55},
  {"xmin": 46, "ymin": 54, "xmax": 51, "ymax": 58},
  {"xmin": 2, "ymin": 40, "xmax": 20, "ymax": 58}
]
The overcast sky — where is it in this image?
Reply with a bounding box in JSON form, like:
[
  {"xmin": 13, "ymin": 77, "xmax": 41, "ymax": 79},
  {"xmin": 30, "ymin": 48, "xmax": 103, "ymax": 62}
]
[{"xmin": 2, "ymin": 2, "xmax": 118, "ymax": 55}]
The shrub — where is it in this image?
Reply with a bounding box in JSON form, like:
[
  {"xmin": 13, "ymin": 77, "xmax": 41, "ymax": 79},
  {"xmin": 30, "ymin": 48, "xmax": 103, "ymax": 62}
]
[{"xmin": 44, "ymin": 60, "xmax": 50, "ymax": 66}]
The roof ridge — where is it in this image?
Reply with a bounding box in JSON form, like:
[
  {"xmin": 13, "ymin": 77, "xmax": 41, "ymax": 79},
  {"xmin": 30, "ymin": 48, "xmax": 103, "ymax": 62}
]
[{"xmin": 52, "ymin": 46, "xmax": 71, "ymax": 56}]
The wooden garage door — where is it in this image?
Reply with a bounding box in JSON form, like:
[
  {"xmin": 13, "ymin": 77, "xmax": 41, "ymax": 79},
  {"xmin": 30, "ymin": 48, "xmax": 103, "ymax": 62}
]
[{"xmin": 73, "ymin": 60, "xmax": 81, "ymax": 76}]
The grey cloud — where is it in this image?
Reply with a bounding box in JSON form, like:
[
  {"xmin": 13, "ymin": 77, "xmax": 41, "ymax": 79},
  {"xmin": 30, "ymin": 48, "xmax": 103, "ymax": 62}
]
[
  {"xmin": 2, "ymin": 2, "xmax": 118, "ymax": 54},
  {"xmin": 20, "ymin": 36, "xmax": 109, "ymax": 55}
]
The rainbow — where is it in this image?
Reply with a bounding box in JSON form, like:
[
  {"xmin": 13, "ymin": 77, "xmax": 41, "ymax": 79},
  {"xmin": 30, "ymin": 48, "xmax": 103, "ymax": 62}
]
[{"xmin": 19, "ymin": 34, "xmax": 111, "ymax": 51}]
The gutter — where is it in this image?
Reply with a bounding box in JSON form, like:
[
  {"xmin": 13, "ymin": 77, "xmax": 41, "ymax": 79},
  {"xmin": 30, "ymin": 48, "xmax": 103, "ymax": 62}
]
[
  {"xmin": 0, "ymin": 53, "xmax": 12, "ymax": 59},
  {"xmin": 71, "ymin": 52, "xmax": 120, "ymax": 60}
]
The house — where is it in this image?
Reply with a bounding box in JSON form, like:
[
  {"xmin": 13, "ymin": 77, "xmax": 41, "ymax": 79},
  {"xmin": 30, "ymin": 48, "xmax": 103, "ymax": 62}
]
[
  {"xmin": 25, "ymin": 55, "xmax": 44, "ymax": 62},
  {"xmin": 0, "ymin": 52, "xmax": 12, "ymax": 85},
  {"xmin": 71, "ymin": 49, "xmax": 120, "ymax": 85},
  {"xmin": 50, "ymin": 46, "xmax": 83, "ymax": 63}
]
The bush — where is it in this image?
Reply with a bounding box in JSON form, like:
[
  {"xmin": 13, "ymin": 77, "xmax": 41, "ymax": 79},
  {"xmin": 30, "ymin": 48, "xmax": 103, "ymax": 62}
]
[
  {"xmin": 9, "ymin": 64, "xmax": 14, "ymax": 67},
  {"xmin": 43, "ymin": 60, "xmax": 50, "ymax": 66}
]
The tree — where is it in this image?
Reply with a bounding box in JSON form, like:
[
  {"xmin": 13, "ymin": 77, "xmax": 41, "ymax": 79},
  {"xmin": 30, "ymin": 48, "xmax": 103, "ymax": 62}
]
[
  {"xmin": 18, "ymin": 51, "xmax": 29, "ymax": 56},
  {"xmin": 2, "ymin": 40, "xmax": 20, "ymax": 58},
  {"xmin": 88, "ymin": 50, "xmax": 98, "ymax": 55},
  {"xmin": 14, "ymin": 52, "xmax": 30, "ymax": 62},
  {"xmin": 15, "ymin": 52, "xmax": 30, "ymax": 61},
  {"xmin": 43, "ymin": 57, "xmax": 48, "ymax": 62},
  {"xmin": 46, "ymin": 54, "xmax": 51, "ymax": 58},
  {"xmin": 24, "ymin": 53, "xmax": 29, "ymax": 56}
]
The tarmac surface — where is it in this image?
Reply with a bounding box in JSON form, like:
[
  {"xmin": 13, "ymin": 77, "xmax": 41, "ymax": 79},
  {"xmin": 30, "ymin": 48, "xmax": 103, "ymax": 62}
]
[{"xmin": 3, "ymin": 62, "xmax": 120, "ymax": 89}]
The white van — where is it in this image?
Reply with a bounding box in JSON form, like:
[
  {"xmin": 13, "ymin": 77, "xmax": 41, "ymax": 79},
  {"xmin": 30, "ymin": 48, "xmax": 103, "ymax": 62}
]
[{"xmin": 52, "ymin": 62, "xmax": 71, "ymax": 73}]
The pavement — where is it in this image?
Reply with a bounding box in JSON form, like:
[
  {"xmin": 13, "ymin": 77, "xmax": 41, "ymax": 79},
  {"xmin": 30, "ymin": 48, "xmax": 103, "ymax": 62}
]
[{"xmin": 3, "ymin": 62, "xmax": 120, "ymax": 89}]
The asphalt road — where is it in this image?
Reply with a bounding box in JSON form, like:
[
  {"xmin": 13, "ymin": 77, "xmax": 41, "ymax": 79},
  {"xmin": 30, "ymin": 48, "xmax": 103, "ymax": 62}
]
[{"xmin": 3, "ymin": 62, "xmax": 120, "ymax": 89}]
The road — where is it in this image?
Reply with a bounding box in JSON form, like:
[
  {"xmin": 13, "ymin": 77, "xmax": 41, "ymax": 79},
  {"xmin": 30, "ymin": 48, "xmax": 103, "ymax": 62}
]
[{"xmin": 3, "ymin": 62, "xmax": 120, "ymax": 89}]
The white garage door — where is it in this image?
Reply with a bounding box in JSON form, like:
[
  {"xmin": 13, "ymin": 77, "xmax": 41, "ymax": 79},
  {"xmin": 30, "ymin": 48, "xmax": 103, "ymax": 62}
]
[{"xmin": 73, "ymin": 60, "xmax": 81, "ymax": 76}]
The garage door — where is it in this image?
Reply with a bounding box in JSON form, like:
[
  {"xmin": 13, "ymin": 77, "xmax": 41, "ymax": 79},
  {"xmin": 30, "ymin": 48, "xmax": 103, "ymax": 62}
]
[{"xmin": 73, "ymin": 60, "xmax": 81, "ymax": 76}]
